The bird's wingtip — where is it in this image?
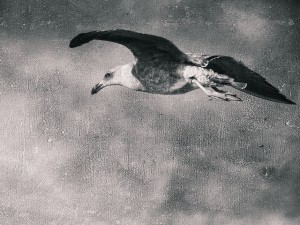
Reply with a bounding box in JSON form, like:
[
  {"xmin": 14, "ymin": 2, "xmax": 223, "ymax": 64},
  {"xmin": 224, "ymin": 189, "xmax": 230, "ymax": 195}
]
[
  {"xmin": 286, "ymin": 100, "xmax": 296, "ymax": 105},
  {"xmin": 69, "ymin": 43, "xmax": 77, "ymax": 48},
  {"xmin": 279, "ymin": 97, "xmax": 296, "ymax": 105},
  {"xmin": 69, "ymin": 38, "xmax": 80, "ymax": 48},
  {"xmin": 69, "ymin": 32, "xmax": 89, "ymax": 48}
]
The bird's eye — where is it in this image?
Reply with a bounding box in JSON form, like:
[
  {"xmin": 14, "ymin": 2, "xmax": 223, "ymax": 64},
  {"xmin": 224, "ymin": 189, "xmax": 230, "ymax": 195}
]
[{"xmin": 105, "ymin": 73, "xmax": 111, "ymax": 78}]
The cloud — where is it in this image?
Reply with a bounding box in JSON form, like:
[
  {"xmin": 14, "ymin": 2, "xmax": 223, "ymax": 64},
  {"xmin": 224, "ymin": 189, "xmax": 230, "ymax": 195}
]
[{"xmin": 0, "ymin": 0, "xmax": 299, "ymax": 224}]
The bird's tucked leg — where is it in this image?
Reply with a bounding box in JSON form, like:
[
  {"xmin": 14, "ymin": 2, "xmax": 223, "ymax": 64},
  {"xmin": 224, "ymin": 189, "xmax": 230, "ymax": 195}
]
[
  {"xmin": 211, "ymin": 86, "xmax": 240, "ymax": 96},
  {"xmin": 211, "ymin": 86, "xmax": 240, "ymax": 99},
  {"xmin": 190, "ymin": 78, "xmax": 242, "ymax": 101},
  {"xmin": 211, "ymin": 86, "xmax": 226, "ymax": 93}
]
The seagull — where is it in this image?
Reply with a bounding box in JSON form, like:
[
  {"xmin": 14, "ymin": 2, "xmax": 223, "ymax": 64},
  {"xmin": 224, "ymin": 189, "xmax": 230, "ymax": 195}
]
[{"xmin": 70, "ymin": 29, "xmax": 295, "ymax": 104}]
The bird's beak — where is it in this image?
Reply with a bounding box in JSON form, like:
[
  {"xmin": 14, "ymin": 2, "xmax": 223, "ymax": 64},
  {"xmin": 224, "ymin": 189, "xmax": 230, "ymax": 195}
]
[{"xmin": 91, "ymin": 83, "xmax": 104, "ymax": 95}]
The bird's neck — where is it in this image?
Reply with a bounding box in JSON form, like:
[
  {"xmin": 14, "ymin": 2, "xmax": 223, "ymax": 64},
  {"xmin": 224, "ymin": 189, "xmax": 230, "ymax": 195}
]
[{"xmin": 118, "ymin": 63, "xmax": 145, "ymax": 91}]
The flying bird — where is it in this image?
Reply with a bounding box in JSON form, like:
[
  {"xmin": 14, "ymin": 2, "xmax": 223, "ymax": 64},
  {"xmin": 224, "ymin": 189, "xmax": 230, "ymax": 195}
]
[{"xmin": 69, "ymin": 29, "xmax": 295, "ymax": 104}]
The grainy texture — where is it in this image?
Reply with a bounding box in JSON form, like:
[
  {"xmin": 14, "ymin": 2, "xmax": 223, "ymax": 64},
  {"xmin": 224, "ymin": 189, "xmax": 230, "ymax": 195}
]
[{"xmin": 0, "ymin": 0, "xmax": 299, "ymax": 224}]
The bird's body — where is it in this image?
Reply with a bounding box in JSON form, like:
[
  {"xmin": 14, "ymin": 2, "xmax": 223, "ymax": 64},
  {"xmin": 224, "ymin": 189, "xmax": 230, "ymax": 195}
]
[
  {"xmin": 70, "ymin": 29, "xmax": 295, "ymax": 104},
  {"xmin": 132, "ymin": 60, "xmax": 185, "ymax": 94},
  {"xmin": 126, "ymin": 61, "xmax": 229, "ymax": 94}
]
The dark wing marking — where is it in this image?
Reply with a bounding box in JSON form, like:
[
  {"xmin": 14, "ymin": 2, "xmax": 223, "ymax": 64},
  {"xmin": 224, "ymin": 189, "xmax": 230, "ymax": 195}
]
[
  {"xmin": 70, "ymin": 29, "xmax": 189, "ymax": 62},
  {"xmin": 185, "ymin": 53, "xmax": 221, "ymax": 67},
  {"xmin": 206, "ymin": 56, "xmax": 295, "ymax": 104}
]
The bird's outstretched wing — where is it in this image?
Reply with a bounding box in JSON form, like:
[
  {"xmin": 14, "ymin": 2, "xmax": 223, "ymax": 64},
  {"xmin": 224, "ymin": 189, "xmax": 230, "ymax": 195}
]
[
  {"xmin": 205, "ymin": 56, "xmax": 295, "ymax": 104},
  {"xmin": 70, "ymin": 29, "xmax": 189, "ymax": 62}
]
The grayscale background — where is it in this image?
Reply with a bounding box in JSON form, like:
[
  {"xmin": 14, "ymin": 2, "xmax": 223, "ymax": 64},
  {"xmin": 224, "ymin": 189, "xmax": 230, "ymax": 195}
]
[{"xmin": 0, "ymin": 0, "xmax": 299, "ymax": 224}]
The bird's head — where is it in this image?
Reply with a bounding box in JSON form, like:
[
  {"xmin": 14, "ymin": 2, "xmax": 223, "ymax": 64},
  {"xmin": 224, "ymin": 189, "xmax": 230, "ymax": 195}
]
[
  {"xmin": 91, "ymin": 68, "xmax": 117, "ymax": 94},
  {"xmin": 91, "ymin": 63, "xmax": 142, "ymax": 94}
]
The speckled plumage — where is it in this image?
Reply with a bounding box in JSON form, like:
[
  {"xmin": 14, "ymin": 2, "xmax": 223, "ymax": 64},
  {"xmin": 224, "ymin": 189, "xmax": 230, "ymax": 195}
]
[{"xmin": 132, "ymin": 60, "xmax": 187, "ymax": 94}]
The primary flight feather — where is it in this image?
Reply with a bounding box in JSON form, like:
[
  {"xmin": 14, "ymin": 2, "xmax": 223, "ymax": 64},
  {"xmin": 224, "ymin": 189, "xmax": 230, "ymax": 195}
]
[{"xmin": 69, "ymin": 29, "xmax": 295, "ymax": 104}]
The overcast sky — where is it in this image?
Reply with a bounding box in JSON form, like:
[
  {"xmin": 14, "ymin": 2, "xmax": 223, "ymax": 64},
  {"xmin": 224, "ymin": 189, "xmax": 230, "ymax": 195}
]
[{"xmin": 0, "ymin": 1, "xmax": 299, "ymax": 224}]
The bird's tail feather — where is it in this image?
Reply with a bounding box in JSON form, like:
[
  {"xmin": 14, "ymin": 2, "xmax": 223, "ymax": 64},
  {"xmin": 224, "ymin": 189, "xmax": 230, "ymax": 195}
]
[{"xmin": 206, "ymin": 56, "xmax": 296, "ymax": 105}]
